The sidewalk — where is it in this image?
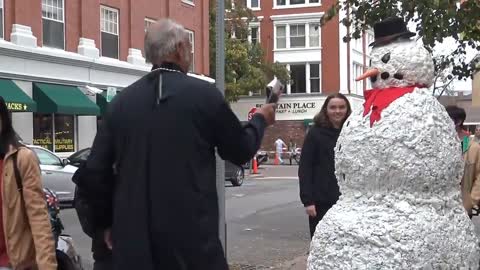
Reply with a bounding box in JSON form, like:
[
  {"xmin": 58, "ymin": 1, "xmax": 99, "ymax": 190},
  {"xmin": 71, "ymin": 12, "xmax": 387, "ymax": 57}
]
[
  {"xmin": 275, "ymin": 255, "xmax": 308, "ymax": 270},
  {"xmin": 246, "ymin": 165, "xmax": 299, "ymax": 180}
]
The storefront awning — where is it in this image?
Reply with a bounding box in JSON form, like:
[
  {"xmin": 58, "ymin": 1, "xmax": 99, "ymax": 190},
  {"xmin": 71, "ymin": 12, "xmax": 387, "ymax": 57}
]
[
  {"xmin": 0, "ymin": 79, "xmax": 37, "ymax": 112},
  {"xmin": 33, "ymin": 83, "xmax": 100, "ymax": 115}
]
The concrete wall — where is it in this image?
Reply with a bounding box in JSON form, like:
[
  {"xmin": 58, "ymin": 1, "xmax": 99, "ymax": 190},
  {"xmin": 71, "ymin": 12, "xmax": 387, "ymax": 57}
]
[{"xmin": 12, "ymin": 80, "xmax": 33, "ymax": 144}]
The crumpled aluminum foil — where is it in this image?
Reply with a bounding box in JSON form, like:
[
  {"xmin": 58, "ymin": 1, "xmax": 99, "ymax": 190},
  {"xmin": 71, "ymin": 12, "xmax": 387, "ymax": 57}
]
[{"xmin": 307, "ymin": 40, "xmax": 480, "ymax": 270}]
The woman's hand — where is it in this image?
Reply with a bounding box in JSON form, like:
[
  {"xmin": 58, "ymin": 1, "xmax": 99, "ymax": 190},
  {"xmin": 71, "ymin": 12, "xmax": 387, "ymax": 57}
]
[{"xmin": 305, "ymin": 205, "xmax": 317, "ymax": 217}]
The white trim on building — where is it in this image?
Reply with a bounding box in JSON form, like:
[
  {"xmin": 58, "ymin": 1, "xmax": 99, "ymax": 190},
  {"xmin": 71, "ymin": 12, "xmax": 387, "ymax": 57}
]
[{"xmin": 273, "ymin": 0, "xmax": 321, "ymax": 9}]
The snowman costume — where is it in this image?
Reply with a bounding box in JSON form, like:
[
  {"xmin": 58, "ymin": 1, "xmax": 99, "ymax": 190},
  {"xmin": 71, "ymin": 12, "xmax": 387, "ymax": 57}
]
[{"xmin": 308, "ymin": 18, "xmax": 480, "ymax": 269}]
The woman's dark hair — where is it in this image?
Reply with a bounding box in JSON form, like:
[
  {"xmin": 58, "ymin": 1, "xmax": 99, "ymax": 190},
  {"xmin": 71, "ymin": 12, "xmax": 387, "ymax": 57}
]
[
  {"xmin": 445, "ymin": 105, "xmax": 466, "ymax": 128},
  {"xmin": 313, "ymin": 93, "xmax": 352, "ymax": 128},
  {"xmin": 0, "ymin": 96, "xmax": 22, "ymax": 158}
]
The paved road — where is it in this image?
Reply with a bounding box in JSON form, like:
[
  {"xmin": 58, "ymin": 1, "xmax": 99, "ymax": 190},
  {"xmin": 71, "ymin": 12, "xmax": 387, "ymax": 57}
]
[{"xmin": 60, "ymin": 165, "xmax": 307, "ymax": 270}]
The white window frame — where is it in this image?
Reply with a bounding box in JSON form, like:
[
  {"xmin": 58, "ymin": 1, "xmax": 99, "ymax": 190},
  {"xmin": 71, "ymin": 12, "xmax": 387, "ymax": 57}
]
[
  {"xmin": 144, "ymin": 18, "xmax": 156, "ymax": 32},
  {"xmin": 248, "ymin": 23, "xmax": 261, "ymax": 44},
  {"xmin": 274, "ymin": 0, "xmax": 321, "ymax": 9},
  {"xmin": 0, "ymin": 0, "xmax": 4, "ymax": 40},
  {"xmin": 274, "ymin": 21, "xmax": 321, "ymax": 50},
  {"xmin": 309, "ymin": 62, "xmax": 321, "ymax": 93},
  {"xmin": 246, "ymin": 0, "xmax": 261, "ymax": 10},
  {"xmin": 352, "ymin": 62, "xmax": 364, "ymax": 95},
  {"xmin": 289, "ymin": 24, "xmax": 306, "ymax": 48},
  {"xmin": 186, "ymin": 29, "xmax": 195, "ymax": 72},
  {"xmin": 41, "ymin": 0, "xmax": 66, "ymax": 49},
  {"xmin": 42, "ymin": 0, "xmax": 64, "ymax": 23},
  {"xmin": 100, "ymin": 5, "xmax": 119, "ymax": 59}
]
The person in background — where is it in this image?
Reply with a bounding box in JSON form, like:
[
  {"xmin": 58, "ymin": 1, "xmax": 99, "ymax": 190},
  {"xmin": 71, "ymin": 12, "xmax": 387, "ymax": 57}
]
[
  {"xmin": 299, "ymin": 93, "xmax": 352, "ymax": 238},
  {"xmin": 0, "ymin": 96, "xmax": 57, "ymax": 270},
  {"xmin": 446, "ymin": 105, "xmax": 480, "ymax": 218},
  {"xmin": 275, "ymin": 137, "xmax": 287, "ymax": 165},
  {"xmin": 75, "ymin": 19, "xmax": 276, "ymax": 270},
  {"xmin": 288, "ymin": 138, "xmax": 297, "ymax": 165},
  {"xmin": 471, "ymin": 125, "xmax": 480, "ymax": 143}
]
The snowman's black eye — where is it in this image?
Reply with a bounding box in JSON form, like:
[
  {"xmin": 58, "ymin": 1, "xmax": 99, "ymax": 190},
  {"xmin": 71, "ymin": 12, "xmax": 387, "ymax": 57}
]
[{"xmin": 381, "ymin": 53, "xmax": 391, "ymax": 63}]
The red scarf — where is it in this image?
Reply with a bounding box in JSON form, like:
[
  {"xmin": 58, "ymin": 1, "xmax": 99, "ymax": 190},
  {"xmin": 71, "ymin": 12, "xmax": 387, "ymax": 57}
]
[{"xmin": 363, "ymin": 86, "xmax": 419, "ymax": 127}]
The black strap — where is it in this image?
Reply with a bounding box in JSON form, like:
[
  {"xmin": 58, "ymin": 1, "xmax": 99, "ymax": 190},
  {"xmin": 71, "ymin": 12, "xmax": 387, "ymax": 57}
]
[{"xmin": 12, "ymin": 151, "xmax": 23, "ymax": 193}]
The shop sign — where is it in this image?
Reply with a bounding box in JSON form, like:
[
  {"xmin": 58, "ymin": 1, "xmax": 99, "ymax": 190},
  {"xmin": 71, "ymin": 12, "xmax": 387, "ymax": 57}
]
[
  {"xmin": 55, "ymin": 138, "xmax": 74, "ymax": 152},
  {"xmin": 33, "ymin": 137, "xmax": 53, "ymax": 151},
  {"xmin": 7, "ymin": 102, "xmax": 28, "ymax": 112}
]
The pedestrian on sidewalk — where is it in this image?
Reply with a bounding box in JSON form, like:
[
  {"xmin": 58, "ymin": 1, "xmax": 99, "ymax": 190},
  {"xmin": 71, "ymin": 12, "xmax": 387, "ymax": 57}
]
[
  {"xmin": 275, "ymin": 137, "xmax": 287, "ymax": 165},
  {"xmin": 445, "ymin": 105, "xmax": 480, "ymax": 218},
  {"xmin": 0, "ymin": 97, "xmax": 57, "ymax": 270},
  {"xmin": 288, "ymin": 138, "xmax": 297, "ymax": 165},
  {"xmin": 298, "ymin": 93, "xmax": 351, "ymax": 238},
  {"xmin": 75, "ymin": 19, "xmax": 276, "ymax": 270}
]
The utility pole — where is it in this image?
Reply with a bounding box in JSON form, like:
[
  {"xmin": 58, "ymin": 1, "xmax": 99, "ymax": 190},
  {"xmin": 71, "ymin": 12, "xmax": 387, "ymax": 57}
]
[{"xmin": 215, "ymin": 0, "xmax": 226, "ymax": 254}]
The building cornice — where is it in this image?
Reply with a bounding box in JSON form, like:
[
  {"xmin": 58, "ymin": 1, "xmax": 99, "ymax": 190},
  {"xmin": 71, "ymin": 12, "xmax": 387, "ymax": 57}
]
[{"xmin": 270, "ymin": 12, "xmax": 324, "ymax": 22}]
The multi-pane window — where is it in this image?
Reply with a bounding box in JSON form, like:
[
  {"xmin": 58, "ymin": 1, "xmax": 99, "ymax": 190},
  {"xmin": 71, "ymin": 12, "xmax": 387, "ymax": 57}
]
[
  {"xmin": 276, "ymin": 26, "xmax": 287, "ymax": 49},
  {"xmin": 276, "ymin": 23, "xmax": 320, "ymax": 49},
  {"xmin": 145, "ymin": 18, "xmax": 156, "ymax": 32},
  {"xmin": 250, "ymin": 26, "xmax": 259, "ymax": 44},
  {"xmin": 309, "ymin": 24, "xmax": 320, "ymax": 47},
  {"xmin": 244, "ymin": 0, "xmax": 260, "ymax": 9},
  {"xmin": 352, "ymin": 63, "xmax": 364, "ymax": 95},
  {"xmin": 290, "ymin": 24, "xmax": 305, "ymax": 48},
  {"xmin": 276, "ymin": 0, "xmax": 319, "ymax": 6},
  {"xmin": 310, "ymin": 63, "xmax": 320, "ymax": 92},
  {"xmin": 187, "ymin": 30, "xmax": 195, "ymax": 72},
  {"xmin": 100, "ymin": 6, "xmax": 119, "ymax": 59},
  {"xmin": 0, "ymin": 0, "xmax": 3, "ymax": 39},
  {"xmin": 42, "ymin": 0, "xmax": 65, "ymax": 49}
]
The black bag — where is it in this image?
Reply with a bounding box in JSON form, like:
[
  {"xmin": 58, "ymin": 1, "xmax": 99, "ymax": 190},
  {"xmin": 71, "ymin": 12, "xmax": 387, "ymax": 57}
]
[{"xmin": 71, "ymin": 161, "xmax": 95, "ymax": 238}]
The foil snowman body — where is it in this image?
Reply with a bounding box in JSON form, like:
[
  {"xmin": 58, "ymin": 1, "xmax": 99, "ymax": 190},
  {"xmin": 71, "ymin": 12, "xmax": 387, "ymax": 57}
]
[{"xmin": 307, "ymin": 40, "xmax": 480, "ymax": 269}]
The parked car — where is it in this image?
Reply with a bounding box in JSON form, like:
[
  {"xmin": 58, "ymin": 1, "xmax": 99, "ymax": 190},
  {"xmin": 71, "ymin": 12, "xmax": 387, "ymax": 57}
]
[
  {"xmin": 67, "ymin": 148, "xmax": 246, "ymax": 186},
  {"xmin": 27, "ymin": 145, "xmax": 76, "ymax": 207},
  {"xmin": 225, "ymin": 161, "xmax": 245, "ymax": 187}
]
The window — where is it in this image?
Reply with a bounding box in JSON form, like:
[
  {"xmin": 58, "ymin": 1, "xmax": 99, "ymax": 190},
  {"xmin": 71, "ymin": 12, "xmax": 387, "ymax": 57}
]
[
  {"xmin": 276, "ymin": 0, "xmax": 319, "ymax": 7},
  {"xmin": 33, "ymin": 114, "xmax": 76, "ymax": 153},
  {"xmin": 310, "ymin": 63, "xmax": 320, "ymax": 92},
  {"xmin": 100, "ymin": 6, "xmax": 119, "ymax": 59},
  {"xmin": 145, "ymin": 18, "xmax": 156, "ymax": 32},
  {"xmin": 309, "ymin": 23, "xmax": 320, "ymax": 47},
  {"xmin": 276, "ymin": 25, "xmax": 286, "ymax": 49},
  {"xmin": 32, "ymin": 148, "xmax": 62, "ymax": 166},
  {"xmin": 275, "ymin": 23, "xmax": 320, "ymax": 49},
  {"xmin": 250, "ymin": 26, "xmax": 259, "ymax": 44},
  {"xmin": 290, "ymin": 64, "xmax": 306, "ymax": 93},
  {"xmin": 366, "ymin": 32, "xmax": 374, "ymax": 53},
  {"xmin": 42, "ymin": 0, "xmax": 65, "ymax": 49},
  {"xmin": 0, "ymin": 0, "xmax": 3, "ymax": 39},
  {"xmin": 352, "ymin": 63, "xmax": 364, "ymax": 95},
  {"xmin": 187, "ymin": 30, "xmax": 194, "ymax": 72},
  {"xmin": 244, "ymin": 0, "xmax": 260, "ymax": 9},
  {"xmin": 290, "ymin": 24, "xmax": 305, "ymax": 48}
]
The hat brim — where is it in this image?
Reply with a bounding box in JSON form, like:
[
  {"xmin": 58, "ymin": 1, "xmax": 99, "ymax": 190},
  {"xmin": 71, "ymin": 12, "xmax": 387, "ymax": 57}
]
[{"xmin": 369, "ymin": 32, "xmax": 416, "ymax": 47}]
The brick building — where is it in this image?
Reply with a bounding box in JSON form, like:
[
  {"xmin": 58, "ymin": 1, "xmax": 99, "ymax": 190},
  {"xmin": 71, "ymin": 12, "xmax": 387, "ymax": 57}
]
[
  {"xmin": 0, "ymin": 0, "xmax": 209, "ymax": 156},
  {"xmin": 230, "ymin": 0, "xmax": 371, "ymax": 151}
]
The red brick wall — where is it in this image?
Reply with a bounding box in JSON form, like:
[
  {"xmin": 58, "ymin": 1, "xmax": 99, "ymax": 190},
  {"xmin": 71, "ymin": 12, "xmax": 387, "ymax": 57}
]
[
  {"xmin": 261, "ymin": 120, "xmax": 308, "ymax": 152},
  {"xmin": 2, "ymin": 0, "xmax": 209, "ymax": 75}
]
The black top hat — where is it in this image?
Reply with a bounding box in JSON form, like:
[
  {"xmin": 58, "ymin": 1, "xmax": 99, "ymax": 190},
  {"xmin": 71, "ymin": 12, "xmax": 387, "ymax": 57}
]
[{"xmin": 370, "ymin": 17, "xmax": 415, "ymax": 47}]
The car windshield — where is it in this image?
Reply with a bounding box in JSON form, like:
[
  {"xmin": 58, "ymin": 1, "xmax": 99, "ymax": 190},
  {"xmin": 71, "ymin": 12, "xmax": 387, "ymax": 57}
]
[{"xmin": 68, "ymin": 148, "xmax": 91, "ymax": 163}]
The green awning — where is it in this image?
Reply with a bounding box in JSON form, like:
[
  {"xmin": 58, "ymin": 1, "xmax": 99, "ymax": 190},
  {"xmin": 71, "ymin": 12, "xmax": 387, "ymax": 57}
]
[
  {"xmin": 0, "ymin": 79, "xmax": 37, "ymax": 112},
  {"xmin": 33, "ymin": 83, "xmax": 100, "ymax": 115}
]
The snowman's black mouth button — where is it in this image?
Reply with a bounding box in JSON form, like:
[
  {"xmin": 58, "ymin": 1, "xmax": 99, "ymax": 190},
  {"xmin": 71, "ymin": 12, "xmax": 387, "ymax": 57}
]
[
  {"xmin": 394, "ymin": 73, "xmax": 404, "ymax": 80},
  {"xmin": 381, "ymin": 72, "xmax": 390, "ymax": 80}
]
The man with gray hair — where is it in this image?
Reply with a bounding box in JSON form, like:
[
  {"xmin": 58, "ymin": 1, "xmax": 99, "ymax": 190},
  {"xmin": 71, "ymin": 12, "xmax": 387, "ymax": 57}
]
[{"xmin": 75, "ymin": 19, "xmax": 276, "ymax": 270}]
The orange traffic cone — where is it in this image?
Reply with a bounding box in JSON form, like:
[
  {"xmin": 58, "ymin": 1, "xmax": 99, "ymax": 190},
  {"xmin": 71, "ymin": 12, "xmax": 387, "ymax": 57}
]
[
  {"xmin": 274, "ymin": 153, "xmax": 279, "ymax": 165},
  {"xmin": 252, "ymin": 157, "xmax": 258, "ymax": 174}
]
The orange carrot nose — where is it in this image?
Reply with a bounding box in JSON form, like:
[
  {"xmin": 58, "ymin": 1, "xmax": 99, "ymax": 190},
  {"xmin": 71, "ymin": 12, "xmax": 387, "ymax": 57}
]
[{"xmin": 356, "ymin": 68, "xmax": 380, "ymax": 81}]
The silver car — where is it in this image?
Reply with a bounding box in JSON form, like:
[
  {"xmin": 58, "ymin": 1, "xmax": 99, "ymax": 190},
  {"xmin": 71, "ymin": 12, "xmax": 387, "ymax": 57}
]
[{"xmin": 27, "ymin": 145, "xmax": 77, "ymax": 207}]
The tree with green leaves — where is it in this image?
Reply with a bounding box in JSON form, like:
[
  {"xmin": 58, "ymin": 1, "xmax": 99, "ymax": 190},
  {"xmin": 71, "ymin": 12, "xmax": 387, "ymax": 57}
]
[
  {"xmin": 210, "ymin": 0, "xmax": 290, "ymax": 102},
  {"xmin": 322, "ymin": 0, "xmax": 480, "ymax": 83}
]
